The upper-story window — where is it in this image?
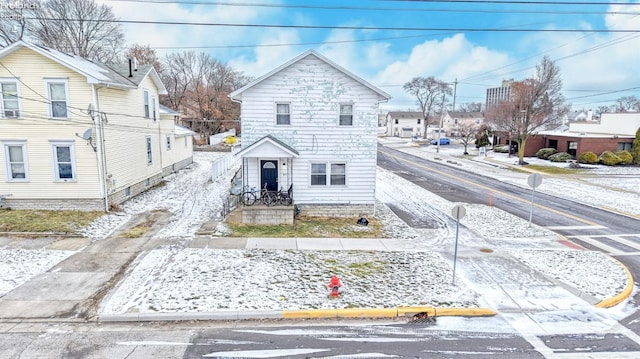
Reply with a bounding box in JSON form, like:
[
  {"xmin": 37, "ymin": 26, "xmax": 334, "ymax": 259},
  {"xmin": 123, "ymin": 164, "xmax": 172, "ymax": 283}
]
[
  {"xmin": 151, "ymin": 96, "xmax": 157, "ymax": 121},
  {"xmin": 339, "ymin": 104, "xmax": 353, "ymax": 126},
  {"xmin": 46, "ymin": 79, "xmax": 69, "ymax": 119},
  {"xmin": 276, "ymin": 103, "xmax": 290, "ymax": 125},
  {"xmin": 2, "ymin": 141, "xmax": 29, "ymax": 181},
  {"xmin": 417, "ymin": 118, "xmax": 421, "ymax": 125},
  {"xmin": 51, "ymin": 141, "xmax": 75, "ymax": 181},
  {"xmin": 143, "ymin": 90, "xmax": 150, "ymax": 118},
  {"xmin": 146, "ymin": 136, "xmax": 153, "ymax": 164},
  {"xmin": 0, "ymin": 80, "xmax": 20, "ymax": 119}
]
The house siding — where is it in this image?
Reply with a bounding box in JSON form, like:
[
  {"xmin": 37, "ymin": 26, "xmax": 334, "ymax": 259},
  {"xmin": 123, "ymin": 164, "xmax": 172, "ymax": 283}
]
[{"xmin": 238, "ymin": 55, "xmax": 385, "ymax": 212}]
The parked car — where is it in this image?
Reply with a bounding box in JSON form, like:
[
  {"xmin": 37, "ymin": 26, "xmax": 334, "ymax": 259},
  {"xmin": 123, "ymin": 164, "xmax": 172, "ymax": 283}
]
[{"xmin": 431, "ymin": 137, "xmax": 451, "ymax": 145}]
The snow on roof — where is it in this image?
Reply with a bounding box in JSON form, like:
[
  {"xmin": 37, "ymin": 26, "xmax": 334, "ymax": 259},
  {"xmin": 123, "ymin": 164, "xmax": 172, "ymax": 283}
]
[
  {"xmin": 159, "ymin": 104, "xmax": 180, "ymax": 115},
  {"xmin": 174, "ymin": 124, "xmax": 194, "ymax": 137}
]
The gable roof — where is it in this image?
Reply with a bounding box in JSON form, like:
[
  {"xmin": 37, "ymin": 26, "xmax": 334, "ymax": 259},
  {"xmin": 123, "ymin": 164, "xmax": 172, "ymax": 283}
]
[
  {"xmin": 446, "ymin": 111, "xmax": 484, "ymax": 119},
  {"xmin": 387, "ymin": 111, "xmax": 423, "ymax": 119},
  {"xmin": 238, "ymin": 135, "xmax": 299, "ymax": 158},
  {"xmin": 0, "ymin": 41, "xmax": 166, "ymax": 94},
  {"xmin": 229, "ymin": 50, "xmax": 391, "ymax": 102}
]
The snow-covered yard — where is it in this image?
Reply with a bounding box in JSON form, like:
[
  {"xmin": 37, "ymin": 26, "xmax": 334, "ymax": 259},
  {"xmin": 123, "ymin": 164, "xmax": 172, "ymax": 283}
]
[{"xmin": 1, "ymin": 141, "xmax": 637, "ymax": 317}]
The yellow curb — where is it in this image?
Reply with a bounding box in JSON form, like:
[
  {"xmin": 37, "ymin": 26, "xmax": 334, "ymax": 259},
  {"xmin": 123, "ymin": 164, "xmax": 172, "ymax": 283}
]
[
  {"xmin": 282, "ymin": 306, "xmax": 497, "ymax": 319},
  {"xmin": 595, "ymin": 258, "xmax": 634, "ymax": 308},
  {"xmin": 336, "ymin": 308, "xmax": 398, "ymax": 318},
  {"xmin": 283, "ymin": 309, "xmax": 338, "ymax": 319},
  {"xmin": 433, "ymin": 308, "xmax": 498, "ymax": 317}
]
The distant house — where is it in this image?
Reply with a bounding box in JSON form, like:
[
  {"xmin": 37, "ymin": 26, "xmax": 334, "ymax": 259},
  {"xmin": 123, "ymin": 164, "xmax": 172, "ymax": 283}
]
[
  {"xmin": 385, "ymin": 111, "xmax": 424, "ymax": 138},
  {"xmin": 229, "ymin": 50, "xmax": 390, "ymax": 218},
  {"xmin": 0, "ymin": 41, "xmax": 193, "ymax": 211},
  {"xmin": 442, "ymin": 111, "xmax": 484, "ymax": 137},
  {"xmin": 496, "ymin": 112, "xmax": 637, "ymax": 157}
]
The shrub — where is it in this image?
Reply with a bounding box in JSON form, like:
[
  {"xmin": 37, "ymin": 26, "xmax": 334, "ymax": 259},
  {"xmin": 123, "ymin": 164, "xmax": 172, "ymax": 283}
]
[
  {"xmin": 615, "ymin": 150, "xmax": 634, "ymax": 165},
  {"xmin": 535, "ymin": 148, "xmax": 557, "ymax": 159},
  {"xmin": 632, "ymin": 127, "xmax": 640, "ymax": 164},
  {"xmin": 599, "ymin": 151, "xmax": 622, "ymax": 166},
  {"xmin": 548, "ymin": 152, "xmax": 573, "ymax": 162},
  {"xmin": 493, "ymin": 145, "xmax": 508, "ymax": 153},
  {"xmin": 578, "ymin": 151, "xmax": 599, "ymax": 164}
]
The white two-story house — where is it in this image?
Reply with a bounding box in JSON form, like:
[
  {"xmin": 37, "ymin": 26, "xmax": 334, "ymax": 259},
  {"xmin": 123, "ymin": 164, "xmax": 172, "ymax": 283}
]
[
  {"xmin": 0, "ymin": 41, "xmax": 193, "ymax": 211},
  {"xmin": 229, "ymin": 50, "xmax": 390, "ymax": 217}
]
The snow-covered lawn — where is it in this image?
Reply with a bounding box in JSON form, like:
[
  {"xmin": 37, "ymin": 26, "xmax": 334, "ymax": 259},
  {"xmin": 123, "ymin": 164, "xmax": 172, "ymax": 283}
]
[
  {"xmin": 1, "ymin": 143, "xmax": 636, "ymax": 316},
  {"xmin": 0, "ymin": 249, "xmax": 74, "ymax": 296}
]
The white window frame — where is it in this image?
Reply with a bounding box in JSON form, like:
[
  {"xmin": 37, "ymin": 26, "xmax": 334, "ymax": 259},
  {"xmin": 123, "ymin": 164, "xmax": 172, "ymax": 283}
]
[
  {"xmin": 151, "ymin": 96, "xmax": 157, "ymax": 122},
  {"xmin": 45, "ymin": 79, "xmax": 70, "ymax": 119},
  {"xmin": 143, "ymin": 89, "xmax": 150, "ymax": 118},
  {"xmin": 339, "ymin": 103, "xmax": 353, "ymax": 126},
  {"xmin": 276, "ymin": 103, "xmax": 290, "ymax": 125},
  {"xmin": 50, "ymin": 141, "xmax": 76, "ymax": 181},
  {"xmin": 2, "ymin": 141, "xmax": 29, "ymax": 182},
  {"xmin": 166, "ymin": 135, "xmax": 172, "ymax": 150},
  {"xmin": 146, "ymin": 136, "xmax": 153, "ymax": 164},
  {"xmin": 0, "ymin": 79, "xmax": 21, "ymax": 119},
  {"xmin": 310, "ymin": 162, "xmax": 347, "ymax": 186}
]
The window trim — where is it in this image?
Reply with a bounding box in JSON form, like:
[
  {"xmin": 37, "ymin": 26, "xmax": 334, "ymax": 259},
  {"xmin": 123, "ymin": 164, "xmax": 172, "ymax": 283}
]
[
  {"xmin": 0, "ymin": 79, "xmax": 21, "ymax": 119},
  {"xmin": 151, "ymin": 96, "xmax": 157, "ymax": 122},
  {"xmin": 2, "ymin": 141, "xmax": 29, "ymax": 182},
  {"xmin": 339, "ymin": 103, "xmax": 353, "ymax": 126},
  {"xmin": 310, "ymin": 161, "xmax": 347, "ymax": 186},
  {"xmin": 50, "ymin": 141, "xmax": 76, "ymax": 182},
  {"xmin": 145, "ymin": 136, "xmax": 153, "ymax": 164},
  {"xmin": 45, "ymin": 79, "xmax": 70, "ymax": 119},
  {"xmin": 143, "ymin": 89, "xmax": 150, "ymax": 118},
  {"xmin": 276, "ymin": 102, "xmax": 290, "ymax": 125}
]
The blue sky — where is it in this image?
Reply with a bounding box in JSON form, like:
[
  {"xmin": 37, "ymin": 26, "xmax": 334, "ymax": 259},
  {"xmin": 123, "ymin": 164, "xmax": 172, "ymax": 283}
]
[{"xmin": 102, "ymin": 0, "xmax": 640, "ymax": 112}]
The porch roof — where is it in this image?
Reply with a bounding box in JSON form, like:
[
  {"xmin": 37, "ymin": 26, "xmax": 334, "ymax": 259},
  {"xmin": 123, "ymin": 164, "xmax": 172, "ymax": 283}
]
[{"xmin": 239, "ymin": 135, "xmax": 299, "ymax": 158}]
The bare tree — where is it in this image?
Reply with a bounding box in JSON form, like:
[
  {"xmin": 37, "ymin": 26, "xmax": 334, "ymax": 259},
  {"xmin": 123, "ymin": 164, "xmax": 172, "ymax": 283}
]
[
  {"xmin": 597, "ymin": 105, "xmax": 611, "ymax": 115},
  {"xmin": 458, "ymin": 102, "xmax": 483, "ymax": 112},
  {"xmin": 0, "ymin": 2, "xmax": 39, "ymax": 47},
  {"xmin": 403, "ymin": 76, "xmax": 452, "ymax": 139},
  {"xmin": 457, "ymin": 121, "xmax": 480, "ymax": 155},
  {"xmin": 31, "ymin": 0, "xmax": 124, "ymax": 63},
  {"xmin": 615, "ymin": 96, "xmax": 640, "ymax": 113},
  {"xmin": 486, "ymin": 56, "xmax": 569, "ymax": 164},
  {"xmin": 160, "ymin": 51, "xmax": 250, "ymax": 138},
  {"xmin": 124, "ymin": 44, "xmax": 161, "ymax": 73}
]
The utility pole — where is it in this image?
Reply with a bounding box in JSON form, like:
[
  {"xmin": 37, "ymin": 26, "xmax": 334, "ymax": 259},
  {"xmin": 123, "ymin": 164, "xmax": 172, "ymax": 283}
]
[
  {"xmin": 452, "ymin": 78, "xmax": 457, "ymax": 112},
  {"xmin": 437, "ymin": 93, "xmax": 446, "ymax": 153}
]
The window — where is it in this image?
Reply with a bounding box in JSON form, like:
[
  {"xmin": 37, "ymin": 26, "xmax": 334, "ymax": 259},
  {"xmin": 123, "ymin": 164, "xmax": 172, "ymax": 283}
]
[
  {"xmin": 394, "ymin": 119, "xmax": 398, "ymax": 124},
  {"xmin": 311, "ymin": 162, "xmax": 347, "ymax": 186},
  {"xmin": 146, "ymin": 136, "xmax": 153, "ymax": 164},
  {"xmin": 166, "ymin": 135, "xmax": 172, "ymax": 150},
  {"xmin": 618, "ymin": 143, "xmax": 632, "ymax": 151},
  {"xmin": 46, "ymin": 80, "xmax": 68, "ymax": 118},
  {"xmin": 276, "ymin": 103, "xmax": 290, "ymax": 125},
  {"xmin": 311, "ymin": 163, "xmax": 326, "ymax": 185},
  {"xmin": 330, "ymin": 163, "xmax": 346, "ymax": 185},
  {"xmin": 339, "ymin": 104, "xmax": 353, "ymax": 126},
  {"xmin": 417, "ymin": 118, "xmax": 421, "ymax": 125},
  {"xmin": 2, "ymin": 142, "xmax": 28, "ymax": 181},
  {"xmin": 151, "ymin": 96, "xmax": 157, "ymax": 121},
  {"xmin": 143, "ymin": 90, "xmax": 149, "ymax": 118},
  {"xmin": 0, "ymin": 81, "xmax": 20, "ymax": 118},
  {"xmin": 51, "ymin": 142, "xmax": 75, "ymax": 181}
]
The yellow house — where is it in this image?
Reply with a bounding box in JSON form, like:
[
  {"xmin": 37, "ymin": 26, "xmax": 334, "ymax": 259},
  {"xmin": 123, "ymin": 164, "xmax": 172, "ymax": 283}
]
[{"xmin": 0, "ymin": 41, "xmax": 193, "ymax": 211}]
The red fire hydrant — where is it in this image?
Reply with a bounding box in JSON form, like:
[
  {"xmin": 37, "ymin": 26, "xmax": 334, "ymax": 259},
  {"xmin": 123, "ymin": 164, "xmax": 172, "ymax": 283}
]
[{"xmin": 328, "ymin": 275, "xmax": 342, "ymax": 297}]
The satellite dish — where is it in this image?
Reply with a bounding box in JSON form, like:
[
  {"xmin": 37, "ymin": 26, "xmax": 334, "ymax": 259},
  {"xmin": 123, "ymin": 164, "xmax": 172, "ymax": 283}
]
[{"xmin": 82, "ymin": 128, "xmax": 92, "ymax": 140}]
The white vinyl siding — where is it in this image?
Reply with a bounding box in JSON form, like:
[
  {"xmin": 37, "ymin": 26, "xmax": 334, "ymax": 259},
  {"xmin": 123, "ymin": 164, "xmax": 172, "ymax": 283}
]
[
  {"xmin": 276, "ymin": 103, "xmax": 290, "ymax": 125},
  {"xmin": 0, "ymin": 80, "xmax": 20, "ymax": 118},
  {"xmin": 45, "ymin": 79, "xmax": 69, "ymax": 119},
  {"xmin": 146, "ymin": 136, "xmax": 153, "ymax": 164},
  {"xmin": 50, "ymin": 141, "xmax": 75, "ymax": 181},
  {"xmin": 2, "ymin": 141, "xmax": 29, "ymax": 181},
  {"xmin": 339, "ymin": 104, "xmax": 353, "ymax": 126}
]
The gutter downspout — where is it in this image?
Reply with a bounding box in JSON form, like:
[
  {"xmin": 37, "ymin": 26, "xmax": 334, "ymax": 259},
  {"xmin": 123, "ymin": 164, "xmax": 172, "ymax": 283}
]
[{"xmin": 92, "ymin": 84, "xmax": 109, "ymax": 212}]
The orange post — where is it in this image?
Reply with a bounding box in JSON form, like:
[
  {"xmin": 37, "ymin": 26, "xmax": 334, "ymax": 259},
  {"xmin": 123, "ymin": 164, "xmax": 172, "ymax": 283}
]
[{"xmin": 489, "ymin": 192, "xmax": 493, "ymax": 207}]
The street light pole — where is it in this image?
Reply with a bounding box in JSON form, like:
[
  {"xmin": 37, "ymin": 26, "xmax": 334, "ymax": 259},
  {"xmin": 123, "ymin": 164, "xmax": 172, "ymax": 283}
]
[{"xmin": 437, "ymin": 93, "xmax": 446, "ymax": 153}]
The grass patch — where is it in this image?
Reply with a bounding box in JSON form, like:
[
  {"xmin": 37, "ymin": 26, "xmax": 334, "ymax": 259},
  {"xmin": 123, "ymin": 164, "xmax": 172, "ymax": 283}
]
[
  {"xmin": 0, "ymin": 209, "xmax": 103, "ymax": 233},
  {"xmin": 522, "ymin": 164, "xmax": 582, "ymax": 175},
  {"xmin": 122, "ymin": 224, "xmax": 151, "ymax": 238},
  {"xmin": 226, "ymin": 215, "xmax": 384, "ymax": 238}
]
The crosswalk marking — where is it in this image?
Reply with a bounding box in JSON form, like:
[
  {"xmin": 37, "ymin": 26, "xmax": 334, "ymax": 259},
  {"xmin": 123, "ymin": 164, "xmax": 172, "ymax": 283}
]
[
  {"xmin": 570, "ymin": 236, "xmax": 623, "ymax": 255},
  {"xmin": 566, "ymin": 234, "xmax": 640, "ymax": 256},
  {"xmin": 546, "ymin": 225, "xmax": 607, "ymax": 230}
]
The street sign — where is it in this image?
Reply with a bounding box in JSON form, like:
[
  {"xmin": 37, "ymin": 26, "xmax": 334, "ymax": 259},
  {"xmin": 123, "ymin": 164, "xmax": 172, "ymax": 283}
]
[
  {"xmin": 451, "ymin": 204, "xmax": 466, "ymax": 220},
  {"xmin": 527, "ymin": 173, "xmax": 543, "ymax": 189}
]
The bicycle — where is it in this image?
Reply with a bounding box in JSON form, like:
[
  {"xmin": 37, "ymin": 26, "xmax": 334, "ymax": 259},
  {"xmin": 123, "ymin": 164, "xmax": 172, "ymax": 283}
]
[
  {"xmin": 274, "ymin": 184, "xmax": 293, "ymax": 205},
  {"xmin": 239, "ymin": 185, "xmax": 258, "ymax": 206},
  {"xmin": 259, "ymin": 183, "xmax": 277, "ymax": 206}
]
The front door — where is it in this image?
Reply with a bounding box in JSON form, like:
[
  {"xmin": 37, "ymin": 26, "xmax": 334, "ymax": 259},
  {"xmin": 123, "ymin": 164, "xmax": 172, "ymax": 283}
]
[{"xmin": 260, "ymin": 160, "xmax": 278, "ymax": 191}]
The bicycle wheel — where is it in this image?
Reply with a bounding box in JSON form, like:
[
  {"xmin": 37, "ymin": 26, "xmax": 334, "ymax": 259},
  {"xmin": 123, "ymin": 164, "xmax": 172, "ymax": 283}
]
[
  {"xmin": 262, "ymin": 192, "xmax": 277, "ymax": 206},
  {"xmin": 241, "ymin": 192, "xmax": 257, "ymax": 206}
]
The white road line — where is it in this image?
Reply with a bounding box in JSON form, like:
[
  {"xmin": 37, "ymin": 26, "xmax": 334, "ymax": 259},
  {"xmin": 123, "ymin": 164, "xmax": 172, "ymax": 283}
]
[
  {"xmin": 546, "ymin": 225, "xmax": 608, "ymax": 230},
  {"xmin": 570, "ymin": 236, "xmax": 623, "ymax": 255},
  {"xmin": 203, "ymin": 348, "xmax": 330, "ymax": 358}
]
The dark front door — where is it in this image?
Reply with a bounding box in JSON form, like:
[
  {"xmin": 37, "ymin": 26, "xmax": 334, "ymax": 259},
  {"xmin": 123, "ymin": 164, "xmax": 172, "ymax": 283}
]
[{"xmin": 260, "ymin": 160, "xmax": 278, "ymax": 191}]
